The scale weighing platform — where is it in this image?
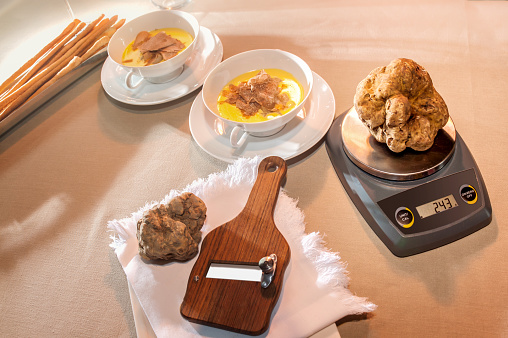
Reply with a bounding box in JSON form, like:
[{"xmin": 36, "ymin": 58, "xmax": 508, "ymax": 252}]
[{"xmin": 326, "ymin": 108, "xmax": 492, "ymax": 257}]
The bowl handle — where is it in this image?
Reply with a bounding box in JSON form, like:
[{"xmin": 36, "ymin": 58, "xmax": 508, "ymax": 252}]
[
  {"xmin": 230, "ymin": 125, "xmax": 249, "ymax": 148},
  {"xmin": 125, "ymin": 70, "xmax": 144, "ymax": 90}
]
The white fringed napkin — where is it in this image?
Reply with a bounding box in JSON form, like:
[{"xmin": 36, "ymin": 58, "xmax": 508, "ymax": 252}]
[{"xmin": 108, "ymin": 157, "xmax": 376, "ymax": 337}]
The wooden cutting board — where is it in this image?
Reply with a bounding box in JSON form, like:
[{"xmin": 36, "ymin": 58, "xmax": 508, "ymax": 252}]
[{"xmin": 180, "ymin": 156, "xmax": 291, "ymax": 335}]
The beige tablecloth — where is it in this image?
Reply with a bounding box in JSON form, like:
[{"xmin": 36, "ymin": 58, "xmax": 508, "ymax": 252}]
[{"xmin": 1, "ymin": 0, "xmax": 507, "ymax": 337}]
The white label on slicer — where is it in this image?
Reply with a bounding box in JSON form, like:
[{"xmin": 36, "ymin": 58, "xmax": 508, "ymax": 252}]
[{"xmin": 206, "ymin": 263, "xmax": 262, "ymax": 282}]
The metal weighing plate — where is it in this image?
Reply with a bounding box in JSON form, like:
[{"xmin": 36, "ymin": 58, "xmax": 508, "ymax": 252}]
[{"xmin": 341, "ymin": 107, "xmax": 456, "ymax": 181}]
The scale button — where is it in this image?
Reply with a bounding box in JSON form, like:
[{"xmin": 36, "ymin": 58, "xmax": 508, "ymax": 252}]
[
  {"xmin": 460, "ymin": 184, "xmax": 478, "ymax": 204},
  {"xmin": 395, "ymin": 207, "xmax": 414, "ymax": 228}
]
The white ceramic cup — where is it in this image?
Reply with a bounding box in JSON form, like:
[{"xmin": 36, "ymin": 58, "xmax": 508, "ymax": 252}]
[
  {"xmin": 107, "ymin": 10, "xmax": 199, "ymax": 90},
  {"xmin": 202, "ymin": 49, "xmax": 314, "ymax": 148}
]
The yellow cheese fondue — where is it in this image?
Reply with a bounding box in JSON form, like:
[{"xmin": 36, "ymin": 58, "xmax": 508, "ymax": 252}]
[
  {"xmin": 122, "ymin": 28, "xmax": 193, "ymax": 67},
  {"xmin": 217, "ymin": 69, "xmax": 303, "ymax": 123}
]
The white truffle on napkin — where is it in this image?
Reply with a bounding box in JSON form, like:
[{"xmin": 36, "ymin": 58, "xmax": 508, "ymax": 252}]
[{"xmin": 136, "ymin": 192, "xmax": 206, "ymax": 261}]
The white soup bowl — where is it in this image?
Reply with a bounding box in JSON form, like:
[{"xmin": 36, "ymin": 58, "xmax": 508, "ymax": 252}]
[
  {"xmin": 107, "ymin": 10, "xmax": 199, "ymax": 89},
  {"xmin": 202, "ymin": 49, "xmax": 313, "ymax": 148}
]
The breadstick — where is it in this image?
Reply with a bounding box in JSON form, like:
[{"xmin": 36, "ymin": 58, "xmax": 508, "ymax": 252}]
[
  {"xmin": 0, "ymin": 67, "xmax": 29, "ymax": 101},
  {"xmin": 0, "ymin": 15, "xmax": 123, "ymax": 120},
  {"xmin": 101, "ymin": 27, "xmax": 116, "ymax": 39},
  {"xmin": 0, "ymin": 53, "xmax": 76, "ymax": 117},
  {"xmin": 101, "ymin": 27, "xmax": 120, "ymax": 40},
  {"xmin": 0, "ymin": 19, "xmax": 80, "ymax": 95},
  {"xmin": 33, "ymin": 19, "xmax": 117, "ymax": 99},
  {"xmin": 0, "ymin": 102, "xmax": 15, "ymax": 121},
  {"xmin": 44, "ymin": 14, "xmax": 104, "ymax": 66},
  {"xmin": 77, "ymin": 16, "xmax": 117, "ymax": 58},
  {"xmin": 112, "ymin": 18, "xmax": 125, "ymax": 30},
  {"xmin": 0, "ymin": 18, "xmax": 109, "ymax": 111},
  {"xmin": 1, "ymin": 21, "xmax": 85, "ymax": 99},
  {"xmin": 31, "ymin": 56, "xmax": 83, "ymax": 97},
  {"xmin": 0, "ymin": 51, "xmax": 72, "ymax": 111},
  {"xmin": 100, "ymin": 18, "xmax": 125, "ymax": 40},
  {"xmin": 42, "ymin": 15, "xmax": 114, "ymax": 72},
  {"xmin": 81, "ymin": 36, "xmax": 110, "ymax": 61}
]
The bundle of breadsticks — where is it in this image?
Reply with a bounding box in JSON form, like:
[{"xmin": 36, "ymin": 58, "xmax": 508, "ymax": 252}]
[{"xmin": 0, "ymin": 14, "xmax": 125, "ymax": 122}]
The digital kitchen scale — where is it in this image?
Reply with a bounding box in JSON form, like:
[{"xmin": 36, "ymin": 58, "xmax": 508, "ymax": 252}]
[{"xmin": 325, "ymin": 108, "xmax": 492, "ymax": 257}]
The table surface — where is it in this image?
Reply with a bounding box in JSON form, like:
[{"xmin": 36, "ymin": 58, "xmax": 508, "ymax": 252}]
[{"xmin": 1, "ymin": 0, "xmax": 507, "ymax": 337}]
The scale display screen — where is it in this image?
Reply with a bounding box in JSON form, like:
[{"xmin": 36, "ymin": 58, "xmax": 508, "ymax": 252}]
[{"xmin": 416, "ymin": 194, "xmax": 458, "ymax": 219}]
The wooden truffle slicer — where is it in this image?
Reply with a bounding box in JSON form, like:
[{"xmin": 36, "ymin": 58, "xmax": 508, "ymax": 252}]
[{"xmin": 180, "ymin": 156, "xmax": 291, "ymax": 335}]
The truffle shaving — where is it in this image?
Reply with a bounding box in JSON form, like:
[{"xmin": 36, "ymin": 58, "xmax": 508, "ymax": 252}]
[
  {"xmin": 131, "ymin": 31, "xmax": 186, "ymax": 66},
  {"xmin": 222, "ymin": 70, "xmax": 290, "ymax": 117}
]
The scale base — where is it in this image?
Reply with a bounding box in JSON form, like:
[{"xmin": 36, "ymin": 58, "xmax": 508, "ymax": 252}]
[{"xmin": 326, "ymin": 111, "xmax": 492, "ymax": 257}]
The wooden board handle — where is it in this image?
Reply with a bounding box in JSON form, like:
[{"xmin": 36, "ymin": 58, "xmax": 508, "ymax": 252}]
[
  {"xmin": 180, "ymin": 156, "xmax": 291, "ymax": 335},
  {"xmin": 240, "ymin": 156, "xmax": 287, "ymax": 226}
]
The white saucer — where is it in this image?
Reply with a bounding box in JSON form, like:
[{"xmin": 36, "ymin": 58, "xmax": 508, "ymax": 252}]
[
  {"xmin": 101, "ymin": 26, "xmax": 223, "ymax": 105},
  {"xmin": 189, "ymin": 71, "xmax": 336, "ymax": 163}
]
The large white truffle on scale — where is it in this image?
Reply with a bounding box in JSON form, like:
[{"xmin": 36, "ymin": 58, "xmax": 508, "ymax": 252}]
[{"xmin": 354, "ymin": 58, "xmax": 449, "ymax": 153}]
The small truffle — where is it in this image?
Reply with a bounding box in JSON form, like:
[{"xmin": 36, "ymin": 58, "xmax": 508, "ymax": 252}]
[
  {"xmin": 354, "ymin": 58, "xmax": 449, "ymax": 152},
  {"xmin": 136, "ymin": 192, "xmax": 207, "ymax": 261}
]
